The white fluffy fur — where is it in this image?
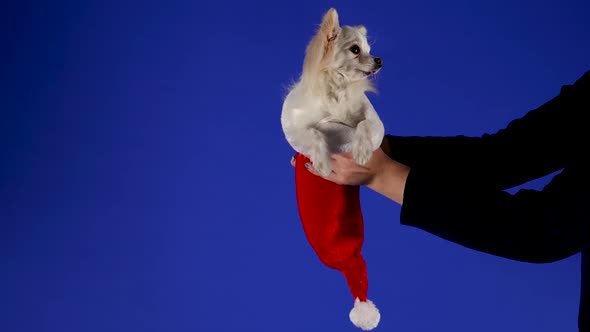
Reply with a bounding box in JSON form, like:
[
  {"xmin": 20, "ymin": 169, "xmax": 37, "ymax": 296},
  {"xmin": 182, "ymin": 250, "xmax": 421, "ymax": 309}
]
[
  {"xmin": 349, "ymin": 298, "xmax": 381, "ymax": 331},
  {"xmin": 281, "ymin": 8, "xmax": 384, "ymax": 177}
]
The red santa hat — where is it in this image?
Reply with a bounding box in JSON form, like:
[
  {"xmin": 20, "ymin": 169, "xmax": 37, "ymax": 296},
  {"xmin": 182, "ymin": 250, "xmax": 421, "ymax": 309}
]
[{"xmin": 293, "ymin": 152, "xmax": 380, "ymax": 330}]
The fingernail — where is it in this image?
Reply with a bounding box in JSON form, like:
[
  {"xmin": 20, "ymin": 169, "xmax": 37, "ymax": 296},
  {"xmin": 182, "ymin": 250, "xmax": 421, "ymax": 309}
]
[{"xmin": 291, "ymin": 156, "xmax": 295, "ymax": 163}]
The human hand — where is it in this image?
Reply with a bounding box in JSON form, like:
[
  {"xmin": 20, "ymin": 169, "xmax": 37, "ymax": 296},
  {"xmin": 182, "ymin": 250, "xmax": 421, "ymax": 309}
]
[
  {"xmin": 290, "ymin": 148, "xmax": 391, "ymax": 186},
  {"xmin": 290, "ymin": 147, "xmax": 409, "ymax": 204}
]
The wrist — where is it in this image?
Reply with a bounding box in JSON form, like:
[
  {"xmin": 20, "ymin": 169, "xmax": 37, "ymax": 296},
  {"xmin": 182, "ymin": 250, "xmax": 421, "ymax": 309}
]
[{"xmin": 367, "ymin": 158, "xmax": 409, "ymax": 204}]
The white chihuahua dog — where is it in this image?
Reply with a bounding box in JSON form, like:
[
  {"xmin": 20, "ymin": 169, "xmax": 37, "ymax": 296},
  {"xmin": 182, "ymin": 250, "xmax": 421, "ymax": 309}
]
[{"xmin": 281, "ymin": 8, "xmax": 384, "ymax": 177}]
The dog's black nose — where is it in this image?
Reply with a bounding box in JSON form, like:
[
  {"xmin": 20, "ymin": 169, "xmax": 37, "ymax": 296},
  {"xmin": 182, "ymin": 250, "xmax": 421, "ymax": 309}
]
[{"xmin": 374, "ymin": 57, "xmax": 383, "ymax": 67}]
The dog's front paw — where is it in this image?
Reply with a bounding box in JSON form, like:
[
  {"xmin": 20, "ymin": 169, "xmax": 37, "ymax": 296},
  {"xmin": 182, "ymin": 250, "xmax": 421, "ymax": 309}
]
[
  {"xmin": 352, "ymin": 120, "xmax": 374, "ymax": 165},
  {"xmin": 352, "ymin": 131, "xmax": 373, "ymax": 165},
  {"xmin": 312, "ymin": 156, "xmax": 333, "ymax": 177},
  {"xmin": 352, "ymin": 139, "xmax": 373, "ymax": 166}
]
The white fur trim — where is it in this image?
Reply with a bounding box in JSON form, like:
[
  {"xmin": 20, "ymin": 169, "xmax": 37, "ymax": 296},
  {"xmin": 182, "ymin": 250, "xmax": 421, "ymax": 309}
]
[{"xmin": 349, "ymin": 298, "xmax": 380, "ymax": 330}]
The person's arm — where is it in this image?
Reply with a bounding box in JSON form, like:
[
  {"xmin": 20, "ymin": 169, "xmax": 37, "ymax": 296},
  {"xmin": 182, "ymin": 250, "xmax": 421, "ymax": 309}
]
[
  {"xmin": 381, "ymin": 70, "xmax": 589, "ymax": 190},
  {"xmin": 363, "ymin": 150, "xmax": 409, "ymax": 204},
  {"xmin": 399, "ymin": 160, "xmax": 590, "ymax": 263},
  {"xmin": 384, "ymin": 71, "xmax": 590, "ymax": 263}
]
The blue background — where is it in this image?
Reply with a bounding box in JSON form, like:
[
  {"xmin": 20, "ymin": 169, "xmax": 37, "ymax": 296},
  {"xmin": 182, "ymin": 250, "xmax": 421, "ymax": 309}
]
[{"xmin": 1, "ymin": 1, "xmax": 589, "ymax": 331}]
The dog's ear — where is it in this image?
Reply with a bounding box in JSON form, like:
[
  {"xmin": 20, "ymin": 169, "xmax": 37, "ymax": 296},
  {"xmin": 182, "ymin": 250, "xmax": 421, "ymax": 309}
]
[
  {"xmin": 355, "ymin": 25, "xmax": 367, "ymax": 36},
  {"xmin": 320, "ymin": 8, "xmax": 340, "ymax": 42},
  {"xmin": 301, "ymin": 8, "xmax": 341, "ymax": 82}
]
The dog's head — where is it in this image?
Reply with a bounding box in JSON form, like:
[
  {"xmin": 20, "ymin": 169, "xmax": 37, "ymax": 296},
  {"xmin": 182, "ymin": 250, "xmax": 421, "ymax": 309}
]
[
  {"xmin": 331, "ymin": 24, "xmax": 382, "ymax": 80},
  {"xmin": 302, "ymin": 8, "xmax": 382, "ymax": 84}
]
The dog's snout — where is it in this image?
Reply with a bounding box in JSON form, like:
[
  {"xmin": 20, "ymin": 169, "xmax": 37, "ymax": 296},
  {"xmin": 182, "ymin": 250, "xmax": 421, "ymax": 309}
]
[{"xmin": 374, "ymin": 57, "xmax": 383, "ymax": 67}]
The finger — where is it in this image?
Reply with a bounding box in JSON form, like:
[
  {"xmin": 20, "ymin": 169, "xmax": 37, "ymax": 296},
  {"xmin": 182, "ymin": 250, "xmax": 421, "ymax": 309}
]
[
  {"xmin": 305, "ymin": 162, "xmax": 342, "ymax": 183},
  {"xmin": 332, "ymin": 153, "xmax": 370, "ymax": 169},
  {"xmin": 341, "ymin": 152, "xmax": 353, "ymax": 158},
  {"xmin": 290, "ymin": 156, "xmax": 296, "ymax": 167},
  {"xmin": 332, "ymin": 152, "xmax": 353, "ymax": 160},
  {"xmin": 304, "ymin": 162, "xmax": 320, "ymax": 176},
  {"xmin": 324, "ymin": 171, "xmax": 342, "ymax": 184},
  {"xmin": 331, "ymin": 153, "xmax": 352, "ymax": 162}
]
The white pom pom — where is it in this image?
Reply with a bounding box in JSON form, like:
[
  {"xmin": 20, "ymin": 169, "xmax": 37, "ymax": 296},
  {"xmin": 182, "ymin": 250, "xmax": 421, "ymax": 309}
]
[{"xmin": 349, "ymin": 298, "xmax": 381, "ymax": 330}]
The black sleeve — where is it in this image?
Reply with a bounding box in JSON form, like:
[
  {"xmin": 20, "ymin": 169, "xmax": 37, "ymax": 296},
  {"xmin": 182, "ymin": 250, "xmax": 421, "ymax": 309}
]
[
  {"xmin": 383, "ymin": 70, "xmax": 590, "ymax": 190},
  {"xmin": 386, "ymin": 70, "xmax": 590, "ymax": 263},
  {"xmin": 401, "ymin": 161, "xmax": 590, "ymax": 263}
]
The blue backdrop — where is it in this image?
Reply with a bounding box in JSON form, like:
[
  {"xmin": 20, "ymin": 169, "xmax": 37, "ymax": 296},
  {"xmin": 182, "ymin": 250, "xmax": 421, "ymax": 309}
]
[{"xmin": 1, "ymin": 1, "xmax": 589, "ymax": 331}]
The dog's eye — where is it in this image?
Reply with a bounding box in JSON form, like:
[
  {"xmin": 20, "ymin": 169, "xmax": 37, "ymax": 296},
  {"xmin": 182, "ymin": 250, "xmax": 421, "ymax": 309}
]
[{"xmin": 349, "ymin": 45, "xmax": 360, "ymax": 55}]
